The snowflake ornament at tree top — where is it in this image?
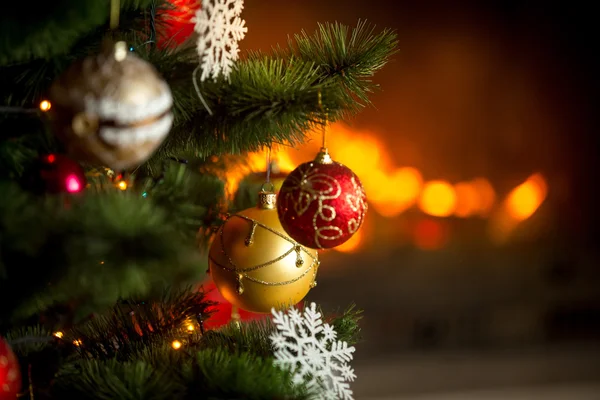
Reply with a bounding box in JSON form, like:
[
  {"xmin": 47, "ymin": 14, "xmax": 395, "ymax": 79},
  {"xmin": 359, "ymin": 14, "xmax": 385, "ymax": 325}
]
[
  {"xmin": 194, "ymin": 0, "xmax": 247, "ymax": 81},
  {"xmin": 270, "ymin": 303, "xmax": 356, "ymax": 400}
]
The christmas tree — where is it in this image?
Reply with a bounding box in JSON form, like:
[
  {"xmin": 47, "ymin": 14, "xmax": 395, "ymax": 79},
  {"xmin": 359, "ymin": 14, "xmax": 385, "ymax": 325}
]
[{"xmin": 0, "ymin": 0, "xmax": 396, "ymax": 398}]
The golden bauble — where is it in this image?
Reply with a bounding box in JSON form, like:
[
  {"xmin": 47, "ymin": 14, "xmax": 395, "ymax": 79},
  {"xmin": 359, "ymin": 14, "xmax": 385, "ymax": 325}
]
[
  {"xmin": 209, "ymin": 191, "xmax": 320, "ymax": 313},
  {"xmin": 48, "ymin": 41, "xmax": 173, "ymax": 171}
]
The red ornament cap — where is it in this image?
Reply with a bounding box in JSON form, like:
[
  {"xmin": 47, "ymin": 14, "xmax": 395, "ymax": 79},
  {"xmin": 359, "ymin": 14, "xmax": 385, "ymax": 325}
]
[
  {"xmin": 157, "ymin": 0, "xmax": 201, "ymax": 48},
  {"xmin": 0, "ymin": 338, "xmax": 21, "ymax": 400},
  {"xmin": 277, "ymin": 148, "xmax": 367, "ymax": 249}
]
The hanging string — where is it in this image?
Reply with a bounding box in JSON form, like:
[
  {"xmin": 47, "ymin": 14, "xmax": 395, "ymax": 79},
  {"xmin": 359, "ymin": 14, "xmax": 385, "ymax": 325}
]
[
  {"xmin": 317, "ymin": 90, "xmax": 328, "ymax": 150},
  {"xmin": 260, "ymin": 146, "xmax": 274, "ymax": 193},
  {"xmin": 16, "ymin": 364, "xmax": 35, "ymax": 399},
  {"xmin": 193, "ymin": 66, "xmax": 214, "ymax": 116},
  {"xmin": 110, "ymin": 0, "xmax": 120, "ymax": 29},
  {"xmin": 265, "ymin": 146, "xmax": 272, "ymax": 184},
  {"xmin": 149, "ymin": 0, "xmax": 157, "ymax": 46},
  {"xmin": 27, "ymin": 365, "xmax": 34, "ymax": 400}
]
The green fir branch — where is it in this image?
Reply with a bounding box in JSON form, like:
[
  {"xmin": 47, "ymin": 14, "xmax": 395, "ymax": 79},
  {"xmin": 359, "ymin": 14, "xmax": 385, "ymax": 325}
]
[
  {"xmin": 293, "ymin": 20, "xmax": 398, "ymax": 106},
  {"xmin": 200, "ymin": 320, "xmax": 277, "ymax": 359},
  {"xmin": 54, "ymin": 358, "xmax": 187, "ymax": 400},
  {"xmin": 54, "ymin": 348, "xmax": 309, "ymax": 400},
  {"xmin": 6, "ymin": 291, "xmax": 362, "ymax": 399},
  {"xmin": 199, "ymin": 304, "xmax": 363, "ymax": 358},
  {"xmin": 154, "ymin": 21, "xmax": 398, "ymax": 159},
  {"xmin": 3, "ymin": 325, "xmax": 54, "ymax": 356},
  {"xmin": 67, "ymin": 286, "xmax": 214, "ymax": 361},
  {"xmin": 0, "ymin": 0, "xmax": 157, "ymax": 66},
  {"xmin": 0, "ymin": 182, "xmax": 208, "ymax": 322},
  {"xmin": 328, "ymin": 303, "xmax": 363, "ymax": 345},
  {"xmin": 1, "ymin": 20, "xmax": 396, "ymax": 166},
  {"xmin": 137, "ymin": 162, "xmax": 226, "ymax": 240},
  {"xmin": 187, "ymin": 349, "xmax": 310, "ymax": 400}
]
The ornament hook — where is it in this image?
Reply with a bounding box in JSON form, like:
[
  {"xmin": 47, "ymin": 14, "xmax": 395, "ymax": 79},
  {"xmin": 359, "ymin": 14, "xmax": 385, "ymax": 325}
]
[
  {"xmin": 315, "ymin": 90, "xmax": 332, "ymax": 164},
  {"xmin": 257, "ymin": 147, "xmax": 277, "ymax": 208},
  {"xmin": 260, "ymin": 182, "xmax": 275, "ymax": 193}
]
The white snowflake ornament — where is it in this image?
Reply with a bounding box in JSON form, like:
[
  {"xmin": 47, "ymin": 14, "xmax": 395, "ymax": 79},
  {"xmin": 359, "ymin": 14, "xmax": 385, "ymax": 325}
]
[
  {"xmin": 194, "ymin": 0, "xmax": 247, "ymax": 81},
  {"xmin": 270, "ymin": 303, "xmax": 356, "ymax": 400}
]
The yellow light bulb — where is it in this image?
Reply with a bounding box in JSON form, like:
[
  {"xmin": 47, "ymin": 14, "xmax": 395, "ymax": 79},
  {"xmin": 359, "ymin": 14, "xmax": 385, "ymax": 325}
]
[
  {"xmin": 54, "ymin": 331, "xmax": 64, "ymax": 338},
  {"xmin": 117, "ymin": 181, "xmax": 128, "ymax": 190},
  {"xmin": 39, "ymin": 100, "xmax": 51, "ymax": 111},
  {"xmin": 73, "ymin": 339, "xmax": 82, "ymax": 346},
  {"xmin": 171, "ymin": 340, "xmax": 182, "ymax": 350},
  {"xmin": 187, "ymin": 324, "xmax": 195, "ymax": 332}
]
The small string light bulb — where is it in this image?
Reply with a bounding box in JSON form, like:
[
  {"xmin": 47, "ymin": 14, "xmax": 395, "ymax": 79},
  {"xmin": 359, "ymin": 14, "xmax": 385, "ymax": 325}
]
[
  {"xmin": 39, "ymin": 100, "xmax": 51, "ymax": 111},
  {"xmin": 73, "ymin": 339, "xmax": 83, "ymax": 346},
  {"xmin": 187, "ymin": 324, "xmax": 195, "ymax": 332},
  {"xmin": 117, "ymin": 181, "xmax": 128, "ymax": 190},
  {"xmin": 53, "ymin": 331, "xmax": 64, "ymax": 338},
  {"xmin": 171, "ymin": 340, "xmax": 182, "ymax": 350}
]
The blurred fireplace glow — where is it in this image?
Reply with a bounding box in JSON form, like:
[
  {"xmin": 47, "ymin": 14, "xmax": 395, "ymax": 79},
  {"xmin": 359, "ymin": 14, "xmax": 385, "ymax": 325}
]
[
  {"xmin": 505, "ymin": 173, "xmax": 548, "ymax": 221},
  {"xmin": 414, "ymin": 219, "xmax": 448, "ymax": 250},
  {"xmin": 334, "ymin": 226, "xmax": 364, "ymax": 253},
  {"xmin": 418, "ymin": 180, "xmax": 457, "ymax": 217},
  {"xmin": 488, "ymin": 173, "xmax": 548, "ymax": 243},
  {"xmin": 223, "ymin": 123, "xmax": 547, "ymax": 252}
]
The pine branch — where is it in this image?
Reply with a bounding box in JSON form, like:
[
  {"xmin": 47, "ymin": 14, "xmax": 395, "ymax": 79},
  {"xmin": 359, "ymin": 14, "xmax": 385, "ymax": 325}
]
[
  {"xmin": 0, "ymin": 181, "xmax": 208, "ymax": 322},
  {"xmin": 188, "ymin": 349, "xmax": 309, "ymax": 400},
  {"xmin": 53, "ymin": 348, "xmax": 309, "ymax": 400},
  {"xmin": 152, "ymin": 21, "xmax": 398, "ymax": 159},
  {"xmin": 66, "ymin": 286, "xmax": 215, "ymax": 361},
  {"xmin": 0, "ymin": 0, "xmax": 157, "ymax": 66},
  {"xmin": 7, "ymin": 298, "xmax": 361, "ymax": 399},
  {"xmin": 154, "ymin": 56, "xmax": 342, "ymax": 158},
  {"xmin": 293, "ymin": 20, "xmax": 398, "ymax": 105},
  {"xmin": 199, "ymin": 305, "xmax": 364, "ymax": 358},
  {"xmin": 327, "ymin": 303, "xmax": 363, "ymax": 345},
  {"xmin": 3, "ymin": 325, "xmax": 55, "ymax": 356},
  {"xmin": 137, "ymin": 161, "xmax": 226, "ymax": 240},
  {"xmin": 1, "ymin": 20, "xmax": 396, "ymax": 168},
  {"xmin": 54, "ymin": 358, "xmax": 187, "ymax": 400},
  {"xmin": 200, "ymin": 320, "xmax": 276, "ymax": 359}
]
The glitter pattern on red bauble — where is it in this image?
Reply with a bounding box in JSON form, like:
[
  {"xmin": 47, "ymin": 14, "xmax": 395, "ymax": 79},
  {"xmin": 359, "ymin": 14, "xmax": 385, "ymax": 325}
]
[
  {"xmin": 0, "ymin": 337, "xmax": 21, "ymax": 400},
  {"xmin": 277, "ymin": 150, "xmax": 367, "ymax": 249}
]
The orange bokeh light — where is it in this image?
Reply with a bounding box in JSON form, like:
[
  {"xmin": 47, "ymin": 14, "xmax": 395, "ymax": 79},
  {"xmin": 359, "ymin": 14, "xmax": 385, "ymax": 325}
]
[
  {"xmin": 454, "ymin": 181, "xmax": 480, "ymax": 217},
  {"xmin": 414, "ymin": 219, "xmax": 448, "ymax": 250},
  {"xmin": 39, "ymin": 100, "xmax": 51, "ymax": 111},
  {"xmin": 505, "ymin": 173, "xmax": 547, "ymax": 221},
  {"xmin": 334, "ymin": 227, "xmax": 364, "ymax": 253},
  {"xmin": 371, "ymin": 167, "xmax": 423, "ymax": 217},
  {"xmin": 471, "ymin": 178, "xmax": 496, "ymax": 216},
  {"xmin": 219, "ymin": 123, "xmax": 522, "ymax": 253},
  {"xmin": 418, "ymin": 180, "xmax": 457, "ymax": 217}
]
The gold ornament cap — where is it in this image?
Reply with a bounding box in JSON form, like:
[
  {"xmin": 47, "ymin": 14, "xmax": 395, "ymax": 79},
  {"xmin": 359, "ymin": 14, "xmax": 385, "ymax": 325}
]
[
  {"xmin": 257, "ymin": 184, "xmax": 277, "ymax": 209},
  {"xmin": 314, "ymin": 147, "xmax": 333, "ymax": 164},
  {"xmin": 113, "ymin": 41, "xmax": 129, "ymax": 61}
]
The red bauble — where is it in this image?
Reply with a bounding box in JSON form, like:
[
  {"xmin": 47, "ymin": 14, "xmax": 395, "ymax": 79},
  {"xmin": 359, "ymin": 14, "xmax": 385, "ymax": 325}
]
[
  {"xmin": 0, "ymin": 338, "xmax": 21, "ymax": 400},
  {"xmin": 157, "ymin": 0, "xmax": 201, "ymax": 49},
  {"xmin": 277, "ymin": 149, "xmax": 367, "ymax": 249},
  {"xmin": 38, "ymin": 154, "xmax": 87, "ymax": 194},
  {"xmin": 201, "ymin": 280, "xmax": 268, "ymax": 329}
]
